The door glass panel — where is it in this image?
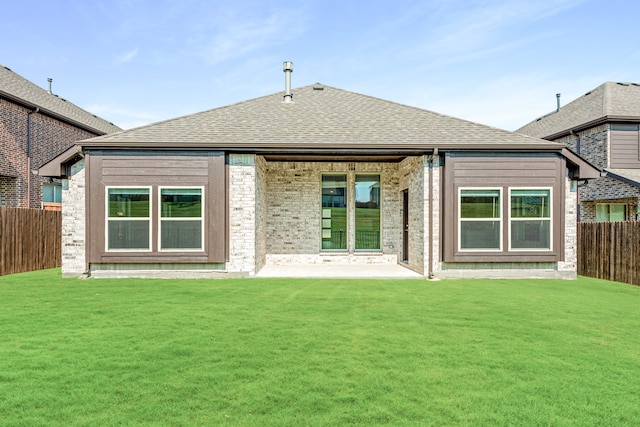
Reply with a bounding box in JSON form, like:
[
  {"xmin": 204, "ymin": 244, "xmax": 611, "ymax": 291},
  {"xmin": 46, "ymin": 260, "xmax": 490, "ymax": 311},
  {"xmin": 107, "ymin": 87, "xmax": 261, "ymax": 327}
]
[
  {"xmin": 355, "ymin": 174, "xmax": 380, "ymax": 250},
  {"xmin": 321, "ymin": 175, "xmax": 347, "ymax": 250}
]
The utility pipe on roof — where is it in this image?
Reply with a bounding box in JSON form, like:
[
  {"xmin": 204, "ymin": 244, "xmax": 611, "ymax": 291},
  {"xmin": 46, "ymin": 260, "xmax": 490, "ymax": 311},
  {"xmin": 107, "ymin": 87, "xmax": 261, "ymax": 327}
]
[{"xmin": 283, "ymin": 61, "xmax": 293, "ymax": 103}]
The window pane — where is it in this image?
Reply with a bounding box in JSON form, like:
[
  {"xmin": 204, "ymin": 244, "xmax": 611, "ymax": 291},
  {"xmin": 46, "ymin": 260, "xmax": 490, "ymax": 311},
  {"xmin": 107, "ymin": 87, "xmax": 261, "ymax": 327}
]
[
  {"xmin": 610, "ymin": 204, "xmax": 626, "ymax": 222},
  {"xmin": 595, "ymin": 204, "xmax": 609, "ymax": 222},
  {"xmin": 461, "ymin": 190, "xmax": 500, "ymax": 218},
  {"xmin": 43, "ymin": 185, "xmax": 54, "ymax": 203},
  {"xmin": 108, "ymin": 220, "xmax": 150, "ymax": 250},
  {"xmin": 511, "ymin": 190, "xmax": 550, "ymax": 218},
  {"xmin": 54, "ymin": 185, "xmax": 62, "ymax": 203},
  {"xmin": 161, "ymin": 188, "xmax": 202, "ymax": 218},
  {"xmin": 161, "ymin": 220, "xmax": 202, "ymax": 250},
  {"xmin": 511, "ymin": 220, "xmax": 551, "ymax": 249},
  {"xmin": 321, "ymin": 175, "xmax": 347, "ymax": 250},
  {"xmin": 355, "ymin": 175, "xmax": 380, "ymax": 250},
  {"xmin": 108, "ymin": 189, "xmax": 149, "ymax": 218},
  {"xmin": 460, "ymin": 221, "xmax": 501, "ymax": 249}
]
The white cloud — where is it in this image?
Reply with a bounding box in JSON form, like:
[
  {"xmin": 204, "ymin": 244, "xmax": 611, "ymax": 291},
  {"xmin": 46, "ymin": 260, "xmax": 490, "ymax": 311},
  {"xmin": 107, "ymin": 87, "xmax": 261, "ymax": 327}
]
[
  {"xmin": 116, "ymin": 48, "xmax": 139, "ymax": 64},
  {"xmin": 197, "ymin": 8, "xmax": 308, "ymax": 65}
]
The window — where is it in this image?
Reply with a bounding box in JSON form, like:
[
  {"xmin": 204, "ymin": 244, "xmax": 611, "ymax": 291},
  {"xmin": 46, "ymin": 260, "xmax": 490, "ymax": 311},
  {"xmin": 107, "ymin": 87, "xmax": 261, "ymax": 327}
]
[
  {"xmin": 355, "ymin": 174, "xmax": 381, "ymax": 250},
  {"xmin": 321, "ymin": 175, "xmax": 347, "ymax": 250},
  {"xmin": 459, "ymin": 189, "xmax": 501, "ymax": 250},
  {"xmin": 43, "ymin": 184, "xmax": 62, "ymax": 203},
  {"xmin": 107, "ymin": 188, "xmax": 151, "ymax": 251},
  {"xmin": 160, "ymin": 188, "xmax": 204, "ymax": 251},
  {"xmin": 596, "ymin": 203, "xmax": 626, "ymax": 222},
  {"xmin": 510, "ymin": 189, "xmax": 551, "ymax": 250}
]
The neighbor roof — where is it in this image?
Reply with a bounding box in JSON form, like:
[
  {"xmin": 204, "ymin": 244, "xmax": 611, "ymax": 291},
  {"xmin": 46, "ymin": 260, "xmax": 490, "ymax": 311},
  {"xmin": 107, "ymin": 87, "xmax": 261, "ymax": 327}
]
[
  {"xmin": 81, "ymin": 84, "xmax": 561, "ymax": 151},
  {"xmin": 517, "ymin": 82, "xmax": 640, "ymax": 139},
  {"xmin": 0, "ymin": 65, "xmax": 121, "ymax": 135}
]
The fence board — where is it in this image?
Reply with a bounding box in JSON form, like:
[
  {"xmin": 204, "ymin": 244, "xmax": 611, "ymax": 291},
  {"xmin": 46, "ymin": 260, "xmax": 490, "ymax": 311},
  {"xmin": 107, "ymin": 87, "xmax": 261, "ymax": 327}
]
[
  {"xmin": 578, "ymin": 221, "xmax": 640, "ymax": 286},
  {"xmin": 0, "ymin": 207, "xmax": 62, "ymax": 276}
]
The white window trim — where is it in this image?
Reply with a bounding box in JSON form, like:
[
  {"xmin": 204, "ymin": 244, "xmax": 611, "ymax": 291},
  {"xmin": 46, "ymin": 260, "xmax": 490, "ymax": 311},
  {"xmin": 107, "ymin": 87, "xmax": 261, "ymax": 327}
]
[
  {"xmin": 158, "ymin": 186, "xmax": 205, "ymax": 252},
  {"xmin": 105, "ymin": 186, "xmax": 152, "ymax": 252},
  {"xmin": 508, "ymin": 187, "xmax": 553, "ymax": 252},
  {"xmin": 458, "ymin": 187, "xmax": 503, "ymax": 252}
]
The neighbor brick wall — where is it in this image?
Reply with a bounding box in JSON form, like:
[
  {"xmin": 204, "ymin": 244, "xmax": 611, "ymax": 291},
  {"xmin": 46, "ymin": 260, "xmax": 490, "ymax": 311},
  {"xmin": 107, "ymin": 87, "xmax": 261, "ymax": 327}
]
[
  {"xmin": 555, "ymin": 124, "xmax": 609, "ymax": 169},
  {"xmin": 0, "ymin": 97, "xmax": 99, "ymax": 209},
  {"xmin": 554, "ymin": 123, "xmax": 640, "ymax": 221},
  {"xmin": 580, "ymin": 196, "xmax": 639, "ymax": 222}
]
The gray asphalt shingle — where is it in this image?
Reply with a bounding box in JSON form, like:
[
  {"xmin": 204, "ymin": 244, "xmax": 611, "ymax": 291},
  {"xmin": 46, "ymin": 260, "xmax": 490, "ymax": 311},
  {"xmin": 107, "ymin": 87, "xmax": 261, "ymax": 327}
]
[
  {"xmin": 0, "ymin": 65, "xmax": 121, "ymax": 135},
  {"xmin": 82, "ymin": 84, "xmax": 560, "ymax": 149},
  {"xmin": 517, "ymin": 82, "xmax": 640, "ymax": 139}
]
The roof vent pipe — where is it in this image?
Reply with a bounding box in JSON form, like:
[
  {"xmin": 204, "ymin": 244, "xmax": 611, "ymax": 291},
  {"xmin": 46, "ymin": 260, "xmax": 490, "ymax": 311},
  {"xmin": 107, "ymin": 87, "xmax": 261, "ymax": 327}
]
[
  {"xmin": 47, "ymin": 78, "xmax": 53, "ymax": 94},
  {"xmin": 283, "ymin": 61, "xmax": 293, "ymax": 103},
  {"xmin": 556, "ymin": 93, "xmax": 561, "ymax": 112}
]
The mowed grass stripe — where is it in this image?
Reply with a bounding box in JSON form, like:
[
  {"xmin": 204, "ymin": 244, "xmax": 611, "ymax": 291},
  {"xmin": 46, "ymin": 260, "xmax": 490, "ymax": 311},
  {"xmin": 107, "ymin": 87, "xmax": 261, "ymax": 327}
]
[{"xmin": 0, "ymin": 270, "xmax": 639, "ymax": 426}]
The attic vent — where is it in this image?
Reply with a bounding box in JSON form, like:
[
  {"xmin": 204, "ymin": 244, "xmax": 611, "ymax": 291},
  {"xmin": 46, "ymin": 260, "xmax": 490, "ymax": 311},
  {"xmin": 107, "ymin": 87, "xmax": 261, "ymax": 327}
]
[
  {"xmin": 617, "ymin": 82, "xmax": 629, "ymax": 86},
  {"xmin": 2, "ymin": 65, "xmax": 11, "ymax": 71},
  {"xmin": 313, "ymin": 83, "xmax": 324, "ymax": 91},
  {"xmin": 584, "ymin": 91, "xmax": 592, "ymax": 96}
]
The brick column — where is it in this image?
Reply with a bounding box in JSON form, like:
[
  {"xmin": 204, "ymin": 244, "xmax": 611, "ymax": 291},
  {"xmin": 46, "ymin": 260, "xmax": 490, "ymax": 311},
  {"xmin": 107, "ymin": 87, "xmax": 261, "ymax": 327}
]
[{"xmin": 61, "ymin": 159, "xmax": 86, "ymax": 277}]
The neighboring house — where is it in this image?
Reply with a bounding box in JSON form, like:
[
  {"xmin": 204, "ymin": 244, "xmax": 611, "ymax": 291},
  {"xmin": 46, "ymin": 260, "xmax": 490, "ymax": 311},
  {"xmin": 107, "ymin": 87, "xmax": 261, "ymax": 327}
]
[
  {"xmin": 40, "ymin": 64, "xmax": 598, "ymax": 279},
  {"xmin": 0, "ymin": 65, "xmax": 121, "ymax": 210},
  {"xmin": 518, "ymin": 82, "xmax": 640, "ymax": 222}
]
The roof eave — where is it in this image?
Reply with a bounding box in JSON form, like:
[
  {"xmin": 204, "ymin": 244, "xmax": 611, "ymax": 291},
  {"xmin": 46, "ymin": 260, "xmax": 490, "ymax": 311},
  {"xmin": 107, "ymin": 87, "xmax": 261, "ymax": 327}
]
[
  {"xmin": 0, "ymin": 90, "xmax": 113, "ymax": 136},
  {"xmin": 38, "ymin": 145, "xmax": 83, "ymax": 178},
  {"xmin": 78, "ymin": 140, "xmax": 562, "ymax": 151},
  {"xmin": 543, "ymin": 115, "xmax": 640, "ymax": 140},
  {"xmin": 561, "ymin": 147, "xmax": 602, "ymax": 180}
]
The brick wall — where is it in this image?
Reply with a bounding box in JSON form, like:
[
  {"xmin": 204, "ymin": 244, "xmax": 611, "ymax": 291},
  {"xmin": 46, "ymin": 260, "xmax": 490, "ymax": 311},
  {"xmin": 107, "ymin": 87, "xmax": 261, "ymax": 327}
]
[
  {"xmin": 0, "ymin": 98, "xmax": 99, "ymax": 209},
  {"xmin": 399, "ymin": 156, "xmax": 425, "ymax": 274},
  {"xmin": 557, "ymin": 174, "xmax": 578, "ymax": 274},
  {"xmin": 264, "ymin": 161, "xmax": 401, "ymax": 264},
  {"xmin": 554, "ymin": 123, "xmax": 640, "ymax": 221},
  {"xmin": 227, "ymin": 154, "xmax": 258, "ymax": 274},
  {"xmin": 61, "ymin": 159, "xmax": 86, "ymax": 276}
]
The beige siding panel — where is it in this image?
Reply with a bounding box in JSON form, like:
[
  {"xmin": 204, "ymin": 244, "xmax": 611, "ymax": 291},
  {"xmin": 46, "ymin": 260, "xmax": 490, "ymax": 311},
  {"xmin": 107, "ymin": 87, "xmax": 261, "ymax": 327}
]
[{"xmin": 610, "ymin": 130, "xmax": 640, "ymax": 168}]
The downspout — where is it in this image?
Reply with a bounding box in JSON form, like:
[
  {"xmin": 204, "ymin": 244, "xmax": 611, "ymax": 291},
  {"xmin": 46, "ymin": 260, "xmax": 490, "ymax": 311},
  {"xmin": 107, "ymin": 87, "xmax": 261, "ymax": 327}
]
[
  {"xmin": 26, "ymin": 107, "xmax": 40, "ymax": 208},
  {"xmin": 428, "ymin": 148, "xmax": 438, "ymax": 279}
]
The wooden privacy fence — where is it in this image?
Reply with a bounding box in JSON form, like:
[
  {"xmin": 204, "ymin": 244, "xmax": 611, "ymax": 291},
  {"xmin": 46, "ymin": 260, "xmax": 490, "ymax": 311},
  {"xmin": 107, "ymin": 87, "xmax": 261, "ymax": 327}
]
[
  {"xmin": 578, "ymin": 221, "xmax": 640, "ymax": 286},
  {"xmin": 0, "ymin": 207, "xmax": 62, "ymax": 276}
]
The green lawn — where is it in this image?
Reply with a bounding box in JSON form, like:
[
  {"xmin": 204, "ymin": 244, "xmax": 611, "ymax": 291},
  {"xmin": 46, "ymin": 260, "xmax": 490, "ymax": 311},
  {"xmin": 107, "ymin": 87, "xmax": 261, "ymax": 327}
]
[{"xmin": 1, "ymin": 270, "xmax": 640, "ymax": 426}]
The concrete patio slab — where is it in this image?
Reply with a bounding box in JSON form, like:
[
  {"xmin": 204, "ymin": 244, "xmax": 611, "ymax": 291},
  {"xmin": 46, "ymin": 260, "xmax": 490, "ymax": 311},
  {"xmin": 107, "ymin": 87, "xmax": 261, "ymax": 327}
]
[{"xmin": 255, "ymin": 263, "xmax": 423, "ymax": 279}]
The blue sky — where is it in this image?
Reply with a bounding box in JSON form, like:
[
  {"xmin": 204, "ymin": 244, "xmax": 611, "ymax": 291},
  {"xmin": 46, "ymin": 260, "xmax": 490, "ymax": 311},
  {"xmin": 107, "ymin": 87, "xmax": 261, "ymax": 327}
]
[{"xmin": 2, "ymin": 0, "xmax": 639, "ymax": 131}]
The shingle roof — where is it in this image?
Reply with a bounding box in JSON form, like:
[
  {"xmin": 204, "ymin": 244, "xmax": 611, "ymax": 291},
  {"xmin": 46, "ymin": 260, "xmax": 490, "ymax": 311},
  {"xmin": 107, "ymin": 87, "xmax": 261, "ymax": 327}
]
[
  {"xmin": 0, "ymin": 65, "xmax": 121, "ymax": 135},
  {"xmin": 517, "ymin": 82, "xmax": 640, "ymax": 139},
  {"xmin": 82, "ymin": 83, "xmax": 560, "ymax": 150}
]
